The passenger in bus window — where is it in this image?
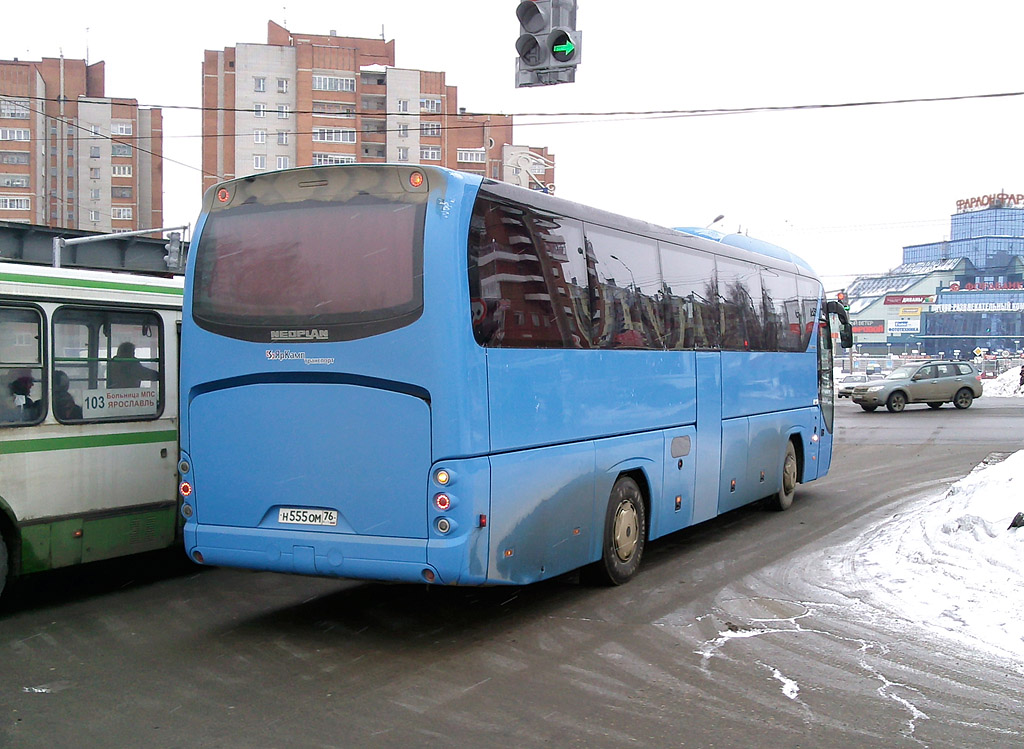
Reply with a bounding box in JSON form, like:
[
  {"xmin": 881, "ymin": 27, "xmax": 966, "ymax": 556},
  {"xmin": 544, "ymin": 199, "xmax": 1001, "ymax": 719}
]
[
  {"xmin": 53, "ymin": 370, "xmax": 83, "ymax": 421},
  {"xmin": 1, "ymin": 369, "xmax": 40, "ymax": 423},
  {"xmin": 107, "ymin": 342, "xmax": 158, "ymax": 388}
]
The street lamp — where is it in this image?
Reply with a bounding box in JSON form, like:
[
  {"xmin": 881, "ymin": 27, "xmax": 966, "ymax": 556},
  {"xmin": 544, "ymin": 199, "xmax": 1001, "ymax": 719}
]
[
  {"xmin": 706, "ymin": 214, "xmax": 725, "ymax": 229},
  {"xmin": 608, "ymin": 254, "xmax": 636, "ymax": 292}
]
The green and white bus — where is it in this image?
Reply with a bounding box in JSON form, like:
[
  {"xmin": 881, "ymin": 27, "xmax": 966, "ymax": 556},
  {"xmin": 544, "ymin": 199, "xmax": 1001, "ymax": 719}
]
[{"xmin": 0, "ymin": 260, "xmax": 183, "ymax": 602}]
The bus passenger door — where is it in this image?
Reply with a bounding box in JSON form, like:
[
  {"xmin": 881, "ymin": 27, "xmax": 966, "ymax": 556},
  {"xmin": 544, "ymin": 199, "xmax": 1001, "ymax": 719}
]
[{"xmin": 692, "ymin": 352, "xmax": 721, "ymax": 524}]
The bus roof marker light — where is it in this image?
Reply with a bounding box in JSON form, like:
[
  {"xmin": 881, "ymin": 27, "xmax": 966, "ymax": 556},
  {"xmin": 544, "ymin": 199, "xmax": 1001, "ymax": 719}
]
[
  {"xmin": 409, "ymin": 171, "xmax": 424, "ymax": 188},
  {"xmin": 217, "ymin": 188, "xmax": 231, "ymax": 203}
]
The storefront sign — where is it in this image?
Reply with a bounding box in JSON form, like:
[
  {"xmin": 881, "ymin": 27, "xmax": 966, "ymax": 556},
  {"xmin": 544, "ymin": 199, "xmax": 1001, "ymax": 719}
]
[
  {"xmin": 852, "ymin": 319, "xmax": 884, "ymax": 334},
  {"xmin": 899, "ymin": 306, "xmax": 922, "ymax": 316},
  {"xmin": 934, "ymin": 302, "xmax": 1024, "ymax": 313},
  {"xmin": 887, "ymin": 318, "xmax": 921, "ymax": 334},
  {"xmin": 956, "ymin": 192, "xmax": 1024, "ymax": 212},
  {"xmin": 948, "ymin": 281, "xmax": 1023, "ymax": 291},
  {"xmin": 884, "ymin": 295, "xmax": 933, "ymax": 305}
]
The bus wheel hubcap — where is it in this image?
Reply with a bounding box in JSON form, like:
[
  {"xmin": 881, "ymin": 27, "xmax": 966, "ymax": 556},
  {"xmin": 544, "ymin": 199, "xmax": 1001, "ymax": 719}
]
[{"xmin": 613, "ymin": 500, "xmax": 639, "ymax": 562}]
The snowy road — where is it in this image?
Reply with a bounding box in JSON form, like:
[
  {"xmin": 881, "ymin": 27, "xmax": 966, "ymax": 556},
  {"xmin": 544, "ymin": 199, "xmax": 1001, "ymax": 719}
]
[{"xmin": 3, "ymin": 397, "xmax": 1024, "ymax": 748}]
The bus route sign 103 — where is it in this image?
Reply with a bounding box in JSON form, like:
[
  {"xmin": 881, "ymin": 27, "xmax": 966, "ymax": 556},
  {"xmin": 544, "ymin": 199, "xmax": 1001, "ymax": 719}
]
[{"xmin": 82, "ymin": 387, "xmax": 159, "ymax": 418}]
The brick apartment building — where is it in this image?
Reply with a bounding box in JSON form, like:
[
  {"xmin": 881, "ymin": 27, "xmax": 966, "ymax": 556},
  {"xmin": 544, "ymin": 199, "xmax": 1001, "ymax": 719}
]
[
  {"xmin": 202, "ymin": 21, "xmax": 554, "ymax": 194},
  {"xmin": 0, "ymin": 57, "xmax": 162, "ymax": 232}
]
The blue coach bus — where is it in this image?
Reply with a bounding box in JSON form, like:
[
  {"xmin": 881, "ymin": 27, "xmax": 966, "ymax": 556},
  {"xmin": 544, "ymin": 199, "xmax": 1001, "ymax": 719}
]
[{"xmin": 178, "ymin": 165, "xmax": 851, "ymax": 586}]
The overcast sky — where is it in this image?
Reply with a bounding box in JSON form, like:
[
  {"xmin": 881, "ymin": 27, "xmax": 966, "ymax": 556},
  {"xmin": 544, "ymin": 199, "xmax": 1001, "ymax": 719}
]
[{"xmin": 8, "ymin": 1, "xmax": 1024, "ymax": 284}]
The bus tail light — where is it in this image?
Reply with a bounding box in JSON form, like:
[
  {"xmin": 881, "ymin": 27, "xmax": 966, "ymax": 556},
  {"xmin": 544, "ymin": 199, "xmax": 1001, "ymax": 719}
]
[
  {"xmin": 179, "ymin": 480, "xmax": 193, "ymax": 498},
  {"xmin": 434, "ymin": 493, "xmax": 452, "ymax": 511},
  {"xmin": 436, "ymin": 517, "xmax": 452, "ymax": 534}
]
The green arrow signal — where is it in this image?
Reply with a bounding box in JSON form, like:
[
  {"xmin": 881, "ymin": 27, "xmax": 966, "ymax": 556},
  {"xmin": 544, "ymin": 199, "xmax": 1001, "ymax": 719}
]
[{"xmin": 553, "ymin": 39, "xmax": 575, "ymax": 55}]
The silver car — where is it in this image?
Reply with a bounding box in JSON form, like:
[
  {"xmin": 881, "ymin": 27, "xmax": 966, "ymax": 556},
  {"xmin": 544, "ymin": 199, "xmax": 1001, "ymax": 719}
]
[
  {"xmin": 851, "ymin": 361, "xmax": 983, "ymax": 412},
  {"xmin": 837, "ymin": 374, "xmax": 868, "ymax": 398}
]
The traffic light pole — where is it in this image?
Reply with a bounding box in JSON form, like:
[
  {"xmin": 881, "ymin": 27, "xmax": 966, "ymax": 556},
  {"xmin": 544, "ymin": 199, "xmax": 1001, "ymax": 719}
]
[{"xmin": 52, "ymin": 224, "xmax": 190, "ymax": 269}]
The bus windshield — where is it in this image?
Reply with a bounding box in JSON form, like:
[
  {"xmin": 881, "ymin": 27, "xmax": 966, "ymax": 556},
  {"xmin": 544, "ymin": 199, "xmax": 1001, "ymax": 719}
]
[{"xmin": 192, "ymin": 168, "xmax": 427, "ymax": 342}]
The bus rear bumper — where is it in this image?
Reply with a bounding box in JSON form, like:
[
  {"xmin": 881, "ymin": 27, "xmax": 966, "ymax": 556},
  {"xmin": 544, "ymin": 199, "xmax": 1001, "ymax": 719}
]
[{"xmin": 186, "ymin": 523, "xmax": 440, "ymax": 584}]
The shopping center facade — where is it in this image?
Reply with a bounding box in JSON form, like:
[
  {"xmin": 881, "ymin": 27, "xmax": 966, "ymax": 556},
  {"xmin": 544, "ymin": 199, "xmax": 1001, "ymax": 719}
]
[{"xmin": 845, "ymin": 191, "xmax": 1024, "ymax": 359}]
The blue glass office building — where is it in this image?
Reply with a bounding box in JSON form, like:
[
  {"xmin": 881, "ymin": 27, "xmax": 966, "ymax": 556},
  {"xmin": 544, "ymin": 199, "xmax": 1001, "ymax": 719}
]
[{"xmin": 847, "ymin": 193, "xmax": 1024, "ymax": 357}]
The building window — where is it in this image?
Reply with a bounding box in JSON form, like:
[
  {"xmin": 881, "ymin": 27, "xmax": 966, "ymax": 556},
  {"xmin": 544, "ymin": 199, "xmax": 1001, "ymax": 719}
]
[
  {"xmin": 89, "ymin": 168, "xmax": 101, "ymax": 179},
  {"xmin": 90, "ymin": 146, "xmax": 101, "ymax": 158},
  {"xmin": 312, "ymin": 75, "xmax": 356, "ymax": 92},
  {"xmin": 398, "ymin": 124, "xmax": 409, "ymax": 138},
  {"xmin": 277, "ymin": 156, "xmax": 290, "ymax": 170},
  {"xmin": 457, "ymin": 149, "xmax": 486, "ymax": 163},
  {"xmin": 396, "ymin": 147, "xmax": 409, "ymax": 162},
  {"xmin": 254, "ymin": 103, "xmax": 267, "ymax": 118},
  {"xmin": 112, "ymin": 165, "xmax": 132, "ymax": 177},
  {"xmin": 254, "ymin": 129, "xmax": 266, "ymax": 144},
  {"xmin": 277, "ymin": 131, "xmax": 289, "ymax": 146},
  {"xmin": 277, "ymin": 104, "xmax": 290, "ymax": 119},
  {"xmin": 90, "ymin": 188, "xmax": 101, "ymax": 200},
  {"xmin": 111, "ymin": 143, "xmax": 132, "ymax": 157},
  {"xmin": 111, "ymin": 207, "xmax": 133, "ymax": 220},
  {"xmin": 254, "ymin": 77, "xmax": 266, "ymax": 92},
  {"xmin": 0, "ymin": 129, "xmax": 30, "ymax": 142},
  {"xmin": 0, "ymin": 175, "xmax": 30, "ymax": 188},
  {"xmin": 253, "ymin": 155, "xmax": 266, "ymax": 170},
  {"xmin": 312, "ymin": 153, "xmax": 356, "ymax": 165},
  {"xmin": 0, "ymin": 152, "xmax": 30, "ymax": 165},
  {"xmin": 312, "ymin": 101, "xmax": 354, "ymax": 118},
  {"xmin": 0, "ymin": 99, "xmax": 30, "ymax": 119},
  {"xmin": 111, "ymin": 122, "xmax": 133, "ymax": 136},
  {"xmin": 0, "ymin": 197, "xmax": 30, "ymax": 210},
  {"xmin": 89, "ymin": 210, "xmax": 100, "ymax": 222},
  {"xmin": 111, "ymin": 186, "xmax": 133, "ymax": 199},
  {"xmin": 421, "ymin": 122, "xmax": 441, "ymax": 137},
  {"xmin": 313, "ymin": 127, "xmax": 356, "ymax": 143},
  {"xmin": 397, "ymin": 100, "xmax": 409, "ymax": 113},
  {"xmin": 420, "ymin": 145, "xmax": 441, "ymax": 161},
  {"xmin": 420, "ymin": 98, "xmax": 442, "ymax": 113},
  {"xmin": 277, "ymin": 78, "xmax": 288, "ymax": 93}
]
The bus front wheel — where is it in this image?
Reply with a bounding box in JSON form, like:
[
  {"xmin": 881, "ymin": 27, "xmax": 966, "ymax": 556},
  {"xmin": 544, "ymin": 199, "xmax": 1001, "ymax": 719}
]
[
  {"xmin": 769, "ymin": 441, "xmax": 798, "ymax": 511},
  {"xmin": 585, "ymin": 476, "xmax": 646, "ymax": 586}
]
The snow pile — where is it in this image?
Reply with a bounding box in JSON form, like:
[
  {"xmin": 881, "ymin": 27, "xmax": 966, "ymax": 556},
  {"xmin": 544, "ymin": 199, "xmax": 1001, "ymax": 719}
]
[
  {"xmin": 837, "ymin": 451, "xmax": 1024, "ymax": 661},
  {"xmin": 982, "ymin": 365, "xmax": 1024, "ymax": 397}
]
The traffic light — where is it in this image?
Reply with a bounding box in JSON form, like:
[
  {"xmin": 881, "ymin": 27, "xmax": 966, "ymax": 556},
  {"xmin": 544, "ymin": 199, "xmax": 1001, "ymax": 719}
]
[
  {"xmin": 837, "ymin": 289, "xmax": 849, "ymax": 311},
  {"xmin": 515, "ymin": 0, "xmax": 582, "ymax": 88},
  {"xmin": 164, "ymin": 231, "xmax": 182, "ymax": 271}
]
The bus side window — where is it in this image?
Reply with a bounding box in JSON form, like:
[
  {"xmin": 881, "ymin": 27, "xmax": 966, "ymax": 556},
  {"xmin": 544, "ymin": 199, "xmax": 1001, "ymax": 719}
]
[
  {"xmin": 52, "ymin": 306, "xmax": 164, "ymax": 423},
  {"xmin": 0, "ymin": 306, "xmax": 45, "ymax": 426}
]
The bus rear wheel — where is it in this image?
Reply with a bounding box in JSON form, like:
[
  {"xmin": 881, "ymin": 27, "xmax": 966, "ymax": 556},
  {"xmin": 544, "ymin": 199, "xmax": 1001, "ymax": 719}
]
[
  {"xmin": 768, "ymin": 441, "xmax": 798, "ymax": 511},
  {"xmin": 585, "ymin": 476, "xmax": 646, "ymax": 586}
]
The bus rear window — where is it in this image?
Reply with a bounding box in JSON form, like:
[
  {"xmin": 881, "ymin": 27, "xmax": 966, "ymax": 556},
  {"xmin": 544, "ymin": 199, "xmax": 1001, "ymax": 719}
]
[{"xmin": 193, "ymin": 190, "xmax": 425, "ymax": 342}]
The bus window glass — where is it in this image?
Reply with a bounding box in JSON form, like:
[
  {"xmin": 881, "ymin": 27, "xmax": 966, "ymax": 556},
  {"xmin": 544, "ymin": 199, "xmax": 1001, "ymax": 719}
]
[
  {"xmin": 796, "ymin": 277, "xmax": 823, "ymax": 350},
  {"xmin": 585, "ymin": 225, "xmax": 664, "ymax": 349},
  {"xmin": 659, "ymin": 242, "xmax": 719, "ymax": 349},
  {"xmin": 52, "ymin": 307, "xmax": 163, "ymax": 422},
  {"xmin": 193, "ymin": 189, "xmax": 425, "ymax": 343},
  {"xmin": 760, "ymin": 269, "xmax": 802, "ymax": 352},
  {"xmin": 0, "ymin": 306, "xmax": 44, "ymax": 426},
  {"xmin": 716, "ymin": 258, "xmax": 762, "ymax": 351},
  {"xmin": 468, "ymin": 198, "xmax": 590, "ymax": 348}
]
